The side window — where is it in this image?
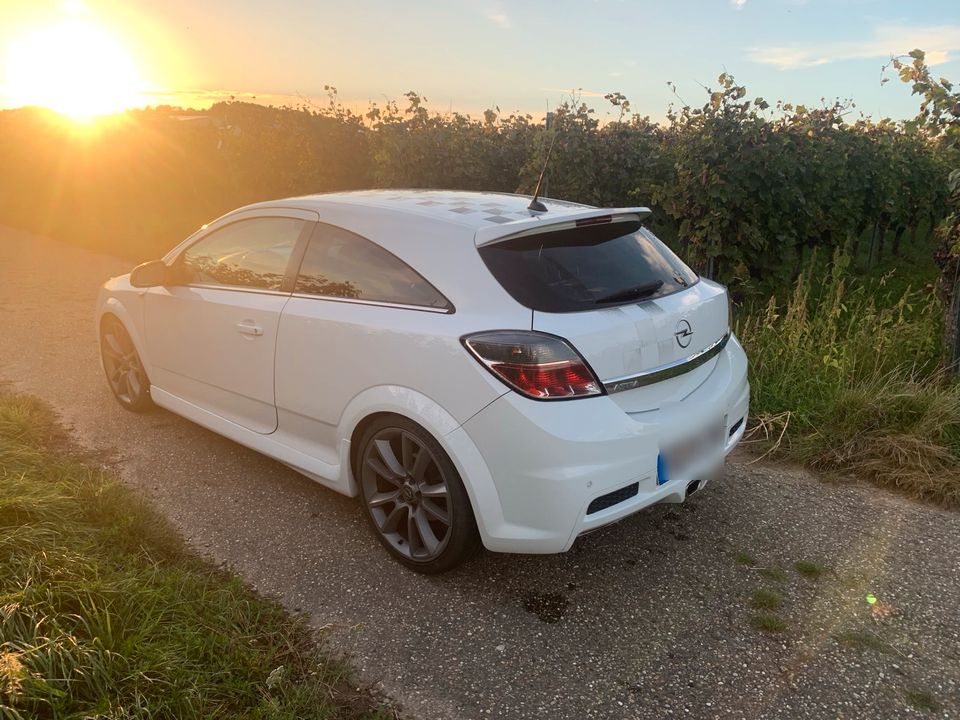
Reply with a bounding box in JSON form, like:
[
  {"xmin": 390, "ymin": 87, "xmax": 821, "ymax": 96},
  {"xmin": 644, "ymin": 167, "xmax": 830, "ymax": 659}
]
[
  {"xmin": 294, "ymin": 224, "xmax": 450, "ymax": 310},
  {"xmin": 180, "ymin": 217, "xmax": 305, "ymax": 291}
]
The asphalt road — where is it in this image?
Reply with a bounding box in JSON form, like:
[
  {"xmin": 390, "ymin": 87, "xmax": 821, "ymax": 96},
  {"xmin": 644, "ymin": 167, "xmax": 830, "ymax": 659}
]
[{"xmin": 2, "ymin": 227, "xmax": 958, "ymax": 719}]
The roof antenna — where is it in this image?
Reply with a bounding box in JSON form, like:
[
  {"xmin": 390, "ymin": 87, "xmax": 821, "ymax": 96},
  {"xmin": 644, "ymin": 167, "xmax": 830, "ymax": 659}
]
[{"xmin": 527, "ymin": 124, "xmax": 558, "ymax": 213}]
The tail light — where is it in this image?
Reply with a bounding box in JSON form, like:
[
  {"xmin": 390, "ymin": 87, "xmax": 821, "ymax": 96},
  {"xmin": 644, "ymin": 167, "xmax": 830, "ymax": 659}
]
[{"xmin": 462, "ymin": 331, "xmax": 603, "ymax": 400}]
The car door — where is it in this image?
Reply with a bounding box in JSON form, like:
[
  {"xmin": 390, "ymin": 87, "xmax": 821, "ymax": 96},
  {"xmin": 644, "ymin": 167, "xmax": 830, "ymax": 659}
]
[{"xmin": 145, "ymin": 210, "xmax": 317, "ymax": 434}]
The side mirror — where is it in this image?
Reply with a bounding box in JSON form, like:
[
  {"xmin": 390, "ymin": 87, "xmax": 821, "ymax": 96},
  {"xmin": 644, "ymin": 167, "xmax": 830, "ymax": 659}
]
[{"xmin": 130, "ymin": 260, "xmax": 169, "ymax": 288}]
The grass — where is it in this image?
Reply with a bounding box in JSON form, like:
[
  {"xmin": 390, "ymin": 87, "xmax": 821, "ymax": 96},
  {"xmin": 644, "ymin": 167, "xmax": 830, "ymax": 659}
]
[
  {"xmin": 750, "ymin": 588, "xmax": 784, "ymax": 611},
  {"xmin": 735, "ymin": 551, "xmax": 756, "ymax": 565},
  {"xmin": 0, "ymin": 392, "xmax": 388, "ymax": 719},
  {"xmin": 794, "ymin": 560, "xmax": 828, "ymax": 579},
  {"xmin": 738, "ymin": 249, "xmax": 960, "ymax": 508},
  {"xmin": 749, "ymin": 613, "xmax": 787, "ymax": 633}
]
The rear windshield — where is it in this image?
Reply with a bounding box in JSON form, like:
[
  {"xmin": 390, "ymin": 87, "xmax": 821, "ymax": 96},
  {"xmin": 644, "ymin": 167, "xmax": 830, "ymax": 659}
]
[{"xmin": 478, "ymin": 220, "xmax": 699, "ymax": 313}]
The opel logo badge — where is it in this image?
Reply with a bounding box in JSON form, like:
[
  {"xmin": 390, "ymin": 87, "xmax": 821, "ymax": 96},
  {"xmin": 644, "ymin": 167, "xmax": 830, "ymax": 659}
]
[{"xmin": 675, "ymin": 319, "xmax": 693, "ymax": 349}]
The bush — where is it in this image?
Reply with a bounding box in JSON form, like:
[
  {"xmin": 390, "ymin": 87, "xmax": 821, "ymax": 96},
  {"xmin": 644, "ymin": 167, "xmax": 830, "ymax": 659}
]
[{"xmin": 0, "ymin": 75, "xmax": 949, "ymax": 275}]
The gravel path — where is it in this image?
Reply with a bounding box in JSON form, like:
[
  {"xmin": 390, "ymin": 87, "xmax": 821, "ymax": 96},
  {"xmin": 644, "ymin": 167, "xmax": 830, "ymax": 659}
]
[{"xmin": 1, "ymin": 227, "xmax": 958, "ymax": 719}]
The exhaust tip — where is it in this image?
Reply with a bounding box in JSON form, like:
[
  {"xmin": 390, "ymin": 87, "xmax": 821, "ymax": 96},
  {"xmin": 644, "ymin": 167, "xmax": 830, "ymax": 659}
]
[{"xmin": 686, "ymin": 480, "xmax": 702, "ymax": 496}]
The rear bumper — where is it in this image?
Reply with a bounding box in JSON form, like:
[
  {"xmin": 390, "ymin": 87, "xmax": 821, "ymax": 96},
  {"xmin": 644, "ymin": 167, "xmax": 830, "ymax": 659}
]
[{"xmin": 454, "ymin": 335, "xmax": 749, "ymax": 553}]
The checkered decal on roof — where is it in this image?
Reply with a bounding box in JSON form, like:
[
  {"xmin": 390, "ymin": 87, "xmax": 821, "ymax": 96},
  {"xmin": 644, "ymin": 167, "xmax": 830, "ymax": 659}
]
[
  {"xmin": 412, "ymin": 195, "xmax": 537, "ymax": 223},
  {"xmin": 341, "ymin": 190, "xmax": 588, "ymax": 225}
]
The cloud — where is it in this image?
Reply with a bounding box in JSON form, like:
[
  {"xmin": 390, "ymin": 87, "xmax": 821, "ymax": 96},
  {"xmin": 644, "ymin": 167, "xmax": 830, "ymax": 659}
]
[
  {"xmin": 486, "ymin": 9, "xmax": 511, "ymax": 28},
  {"xmin": 749, "ymin": 23, "xmax": 960, "ymax": 69},
  {"xmin": 732, "ymin": 0, "xmax": 747, "ymax": 9}
]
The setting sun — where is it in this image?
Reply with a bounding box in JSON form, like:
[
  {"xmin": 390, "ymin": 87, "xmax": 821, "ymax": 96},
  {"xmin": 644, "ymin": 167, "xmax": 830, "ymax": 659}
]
[{"xmin": 3, "ymin": 16, "xmax": 144, "ymax": 121}]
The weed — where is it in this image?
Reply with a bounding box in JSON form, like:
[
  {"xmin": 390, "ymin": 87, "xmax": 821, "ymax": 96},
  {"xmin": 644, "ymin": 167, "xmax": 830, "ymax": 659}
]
[
  {"xmin": 739, "ymin": 251, "xmax": 960, "ymax": 507},
  {"xmin": 735, "ymin": 551, "xmax": 756, "ymax": 565},
  {"xmin": 750, "ymin": 614, "xmax": 787, "ymax": 633},
  {"xmin": 750, "ymin": 588, "xmax": 784, "ymax": 610}
]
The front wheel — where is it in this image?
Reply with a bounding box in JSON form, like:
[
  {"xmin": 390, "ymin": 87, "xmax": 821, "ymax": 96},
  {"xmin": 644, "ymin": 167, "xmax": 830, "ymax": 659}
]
[
  {"xmin": 357, "ymin": 416, "xmax": 480, "ymax": 573},
  {"xmin": 100, "ymin": 315, "xmax": 153, "ymax": 412}
]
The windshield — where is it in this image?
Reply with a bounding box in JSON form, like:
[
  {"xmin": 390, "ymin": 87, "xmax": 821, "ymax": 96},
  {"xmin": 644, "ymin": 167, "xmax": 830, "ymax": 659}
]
[{"xmin": 478, "ymin": 222, "xmax": 699, "ymax": 313}]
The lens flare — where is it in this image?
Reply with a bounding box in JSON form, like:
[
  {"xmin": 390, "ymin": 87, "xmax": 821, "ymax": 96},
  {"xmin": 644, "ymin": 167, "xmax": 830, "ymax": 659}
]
[{"xmin": 3, "ymin": 18, "xmax": 145, "ymax": 121}]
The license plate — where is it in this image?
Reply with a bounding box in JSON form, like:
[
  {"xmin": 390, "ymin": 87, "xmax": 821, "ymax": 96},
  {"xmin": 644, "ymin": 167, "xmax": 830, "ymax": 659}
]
[{"xmin": 658, "ymin": 418, "xmax": 726, "ymax": 485}]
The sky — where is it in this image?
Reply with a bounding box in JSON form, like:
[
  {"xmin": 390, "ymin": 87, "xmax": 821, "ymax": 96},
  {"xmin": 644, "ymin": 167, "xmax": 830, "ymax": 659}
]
[{"xmin": 1, "ymin": 0, "xmax": 959, "ymax": 122}]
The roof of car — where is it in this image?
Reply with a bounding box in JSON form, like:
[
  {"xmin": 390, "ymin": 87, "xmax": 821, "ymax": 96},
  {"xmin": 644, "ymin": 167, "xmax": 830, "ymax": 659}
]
[
  {"xmin": 238, "ymin": 189, "xmax": 652, "ymax": 246},
  {"xmin": 258, "ymin": 189, "xmax": 589, "ymax": 225}
]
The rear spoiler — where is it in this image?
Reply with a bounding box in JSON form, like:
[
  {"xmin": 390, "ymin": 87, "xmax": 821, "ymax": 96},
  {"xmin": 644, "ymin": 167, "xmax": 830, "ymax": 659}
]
[{"xmin": 473, "ymin": 207, "xmax": 652, "ymax": 248}]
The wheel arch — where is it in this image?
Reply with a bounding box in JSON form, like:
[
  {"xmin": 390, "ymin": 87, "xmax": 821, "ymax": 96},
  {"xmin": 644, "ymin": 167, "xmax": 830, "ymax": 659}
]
[
  {"xmin": 97, "ymin": 297, "xmax": 152, "ymax": 378},
  {"xmin": 348, "ymin": 411, "xmax": 396, "ymax": 480},
  {"xmin": 337, "ymin": 386, "xmax": 505, "ymax": 547}
]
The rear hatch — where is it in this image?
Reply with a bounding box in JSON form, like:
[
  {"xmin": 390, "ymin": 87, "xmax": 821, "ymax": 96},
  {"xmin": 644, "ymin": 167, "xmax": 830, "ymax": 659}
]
[{"xmin": 477, "ymin": 214, "xmax": 730, "ymax": 414}]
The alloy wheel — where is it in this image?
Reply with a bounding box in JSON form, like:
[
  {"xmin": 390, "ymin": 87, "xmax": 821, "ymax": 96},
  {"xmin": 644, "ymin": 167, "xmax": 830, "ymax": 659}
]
[
  {"xmin": 101, "ymin": 318, "xmax": 147, "ymax": 406},
  {"xmin": 360, "ymin": 427, "xmax": 452, "ymax": 562}
]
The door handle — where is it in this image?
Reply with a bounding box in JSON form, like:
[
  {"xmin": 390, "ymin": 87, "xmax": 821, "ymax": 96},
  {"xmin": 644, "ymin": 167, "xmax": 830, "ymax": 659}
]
[{"xmin": 236, "ymin": 321, "xmax": 263, "ymax": 337}]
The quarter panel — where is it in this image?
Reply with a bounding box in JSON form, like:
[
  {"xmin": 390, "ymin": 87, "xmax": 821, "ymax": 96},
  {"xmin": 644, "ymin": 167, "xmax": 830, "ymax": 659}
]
[{"xmin": 274, "ymin": 299, "xmax": 518, "ymax": 467}]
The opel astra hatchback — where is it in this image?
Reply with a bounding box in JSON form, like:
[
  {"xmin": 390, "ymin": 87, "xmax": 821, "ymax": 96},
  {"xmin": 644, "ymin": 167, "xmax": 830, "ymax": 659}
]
[{"xmin": 97, "ymin": 190, "xmax": 749, "ymax": 573}]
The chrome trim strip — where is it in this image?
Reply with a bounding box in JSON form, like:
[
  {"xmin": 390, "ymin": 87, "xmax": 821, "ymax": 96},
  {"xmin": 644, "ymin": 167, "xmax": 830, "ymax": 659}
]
[
  {"xmin": 187, "ymin": 283, "xmax": 290, "ymax": 297},
  {"xmin": 181, "ymin": 285, "xmax": 450, "ymax": 313},
  {"xmin": 603, "ymin": 332, "xmax": 730, "ymax": 394},
  {"xmin": 289, "ymin": 293, "xmax": 452, "ymax": 314}
]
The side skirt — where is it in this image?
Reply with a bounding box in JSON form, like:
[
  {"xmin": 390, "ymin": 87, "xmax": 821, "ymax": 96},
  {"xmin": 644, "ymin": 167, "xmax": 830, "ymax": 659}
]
[{"xmin": 150, "ymin": 387, "xmax": 353, "ymax": 496}]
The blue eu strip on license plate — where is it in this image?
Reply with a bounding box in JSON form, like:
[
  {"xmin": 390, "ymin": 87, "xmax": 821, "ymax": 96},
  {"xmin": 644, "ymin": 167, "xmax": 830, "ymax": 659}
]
[{"xmin": 657, "ymin": 452, "xmax": 669, "ymax": 486}]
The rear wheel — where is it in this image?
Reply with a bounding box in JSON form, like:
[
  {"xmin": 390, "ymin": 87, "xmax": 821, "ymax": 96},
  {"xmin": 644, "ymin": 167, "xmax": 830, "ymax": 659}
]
[
  {"xmin": 357, "ymin": 416, "xmax": 480, "ymax": 573},
  {"xmin": 100, "ymin": 315, "xmax": 153, "ymax": 412}
]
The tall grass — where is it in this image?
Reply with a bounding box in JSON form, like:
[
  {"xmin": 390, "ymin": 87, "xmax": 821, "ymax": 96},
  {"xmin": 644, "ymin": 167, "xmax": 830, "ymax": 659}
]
[
  {"xmin": 0, "ymin": 393, "xmax": 388, "ymax": 719},
  {"xmin": 738, "ymin": 252, "xmax": 960, "ymax": 507}
]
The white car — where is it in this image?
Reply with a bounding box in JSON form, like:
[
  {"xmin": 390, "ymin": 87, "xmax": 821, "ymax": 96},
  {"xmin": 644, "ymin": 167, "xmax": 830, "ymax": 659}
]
[{"xmin": 97, "ymin": 190, "xmax": 749, "ymax": 573}]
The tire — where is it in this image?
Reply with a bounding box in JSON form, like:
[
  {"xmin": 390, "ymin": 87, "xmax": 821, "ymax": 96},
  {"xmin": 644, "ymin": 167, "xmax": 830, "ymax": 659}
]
[
  {"xmin": 356, "ymin": 415, "xmax": 481, "ymax": 573},
  {"xmin": 99, "ymin": 315, "xmax": 154, "ymax": 413}
]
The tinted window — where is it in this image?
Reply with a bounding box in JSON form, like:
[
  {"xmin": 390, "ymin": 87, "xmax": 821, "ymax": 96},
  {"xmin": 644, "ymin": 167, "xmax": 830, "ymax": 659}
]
[
  {"xmin": 181, "ymin": 217, "xmax": 305, "ymax": 290},
  {"xmin": 479, "ymin": 222, "xmax": 699, "ymax": 313},
  {"xmin": 294, "ymin": 224, "xmax": 450, "ymax": 310}
]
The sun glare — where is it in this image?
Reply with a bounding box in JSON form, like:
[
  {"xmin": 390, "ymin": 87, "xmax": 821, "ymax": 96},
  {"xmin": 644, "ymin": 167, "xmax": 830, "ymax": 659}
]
[{"xmin": 4, "ymin": 17, "xmax": 145, "ymax": 122}]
